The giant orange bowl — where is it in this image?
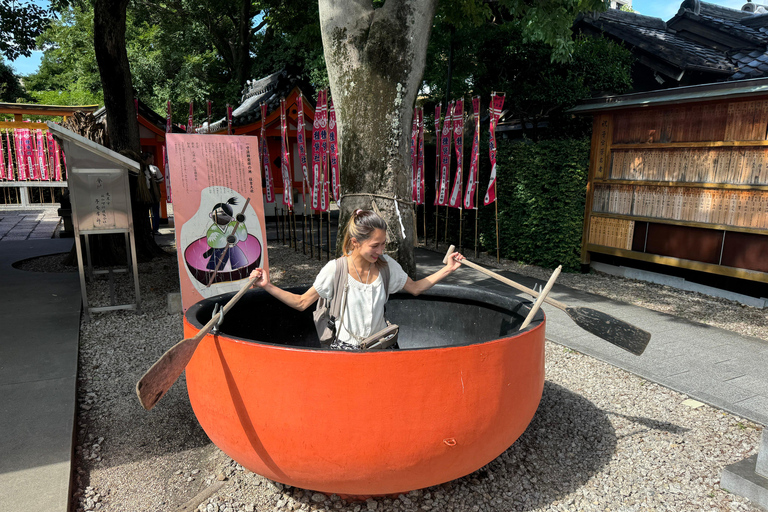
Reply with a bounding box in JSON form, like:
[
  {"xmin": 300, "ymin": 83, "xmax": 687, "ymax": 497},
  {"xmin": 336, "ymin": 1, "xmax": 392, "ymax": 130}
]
[{"xmin": 184, "ymin": 283, "xmax": 545, "ymax": 496}]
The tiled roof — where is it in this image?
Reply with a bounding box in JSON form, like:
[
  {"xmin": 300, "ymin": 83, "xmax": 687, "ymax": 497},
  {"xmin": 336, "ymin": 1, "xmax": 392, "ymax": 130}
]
[
  {"xmin": 581, "ymin": 10, "xmax": 734, "ymax": 74},
  {"xmin": 578, "ymin": 1, "xmax": 768, "ymax": 83},
  {"xmin": 207, "ymin": 68, "xmax": 314, "ymax": 133}
]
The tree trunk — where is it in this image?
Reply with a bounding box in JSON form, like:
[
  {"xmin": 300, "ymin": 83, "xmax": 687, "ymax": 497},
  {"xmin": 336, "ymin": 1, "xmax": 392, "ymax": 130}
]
[
  {"xmin": 318, "ymin": 0, "xmax": 437, "ymax": 274},
  {"xmin": 92, "ymin": 0, "xmax": 165, "ymax": 262}
]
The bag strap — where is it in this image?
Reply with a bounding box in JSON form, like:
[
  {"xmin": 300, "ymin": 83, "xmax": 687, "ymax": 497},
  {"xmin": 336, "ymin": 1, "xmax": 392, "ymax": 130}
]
[
  {"xmin": 381, "ymin": 263, "xmax": 391, "ymax": 301},
  {"xmin": 328, "ymin": 256, "xmax": 348, "ymax": 321}
]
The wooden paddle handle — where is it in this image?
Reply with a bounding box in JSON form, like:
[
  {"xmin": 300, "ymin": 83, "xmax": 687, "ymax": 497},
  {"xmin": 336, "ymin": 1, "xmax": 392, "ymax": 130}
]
[
  {"xmin": 520, "ymin": 265, "xmax": 561, "ymax": 330},
  {"xmin": 443, "ymin": 244, "xmax": 568, "ymax": 311}
]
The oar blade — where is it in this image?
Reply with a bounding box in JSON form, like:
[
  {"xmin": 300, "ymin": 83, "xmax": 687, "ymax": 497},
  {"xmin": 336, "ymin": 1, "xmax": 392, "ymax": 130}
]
[
  {"xmin": 136, "ymin": 337, "xmax": 200, "ymax": 410},
  {"xmin": 565, "ymin": 307, "xmax": 651, "ymax": 356}
]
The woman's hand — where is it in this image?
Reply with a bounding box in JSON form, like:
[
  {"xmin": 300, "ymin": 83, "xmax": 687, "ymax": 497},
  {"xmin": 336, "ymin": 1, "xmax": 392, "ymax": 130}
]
[
  {"xmin": 249, "ymin": 268, "xmax": 270, "ymax": 288},
  {"xmin": 445, "ymin": 252, "xmax": 464, "ymax": 273}
]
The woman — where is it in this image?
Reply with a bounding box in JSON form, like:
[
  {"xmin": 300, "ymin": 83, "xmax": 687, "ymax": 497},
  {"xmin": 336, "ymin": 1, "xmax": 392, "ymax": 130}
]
[{"xmin": 250, "ymin": 209, "xmax": 463, "ymax": 349}]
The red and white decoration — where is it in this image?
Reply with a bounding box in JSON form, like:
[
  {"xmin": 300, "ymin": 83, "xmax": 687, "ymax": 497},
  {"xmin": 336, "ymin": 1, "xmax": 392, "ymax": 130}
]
[
  {"xmin": 261, "ymin": 103, "xmax": 275, "ymax": 203},
  {"xmin": 280, "ymin": 98, "xmax": 293, "ymax": 208},
  {"xmin": 411, "ymin": 107, "xmax": 425, "ymax": 205},
  {"xmin": 433, "ymin": 104, "xmax": 441, "ymax": 206},
  {"xmin": 484, "ymin": 92, "xmax": 505, "ymax": 206},
  {"xmin": 311, "ymin": 90, "xmax": 329, "ymax": 212},
  {"xmin": 464, "ymin": 96, "xmax": 481, "ymax": 209},
  {"xmin": 328, "ymin": 97, "xmax": 340, "ymax": 202},
  {"xmin": 448, "ymin": 99, "xmax": 464, "ymax": 208},
  {"xmin": 437, "ymin": 102, "xmax": 453, "ymax": 206}
]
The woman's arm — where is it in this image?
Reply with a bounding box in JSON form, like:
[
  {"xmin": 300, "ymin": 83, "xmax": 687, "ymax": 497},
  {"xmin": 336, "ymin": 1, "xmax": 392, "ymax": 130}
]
[
  {"xmin": 249, "ymin": 268, "xmax": 320, "ymax": 311},
  {"xmin": 402, "ymin": 252, "xmax": 464, "ymax": 296}
]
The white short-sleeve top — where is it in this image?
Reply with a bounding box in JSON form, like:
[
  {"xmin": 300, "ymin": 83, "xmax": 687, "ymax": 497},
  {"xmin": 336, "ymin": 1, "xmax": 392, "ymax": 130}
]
[{"xmin": 313, "ymin": 254, "xmax": 408, "ymax": 346}]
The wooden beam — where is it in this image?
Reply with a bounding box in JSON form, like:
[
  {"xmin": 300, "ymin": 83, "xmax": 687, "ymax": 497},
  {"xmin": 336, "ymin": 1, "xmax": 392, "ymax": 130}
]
[
  {"xmin": 0, "ymin": 122, "xmax": 49, "ymax": 130},
  {"xmin": 593, "ymin": 179, "xmax": 768, "ymax": 192},
  {"xmin": 612, "ymin": 140, "xmax": 768, "ymax": 149},
  {"xmin": 590, "ymin": 212, "xmax": 768, "ymax": 236},
  {"xmin": 586, "ymin": 244, "xmax": 768, "ymax": 283},
  {"xmin": 0, "ymin": 102, "xmax": 99, "ymax": 116}
]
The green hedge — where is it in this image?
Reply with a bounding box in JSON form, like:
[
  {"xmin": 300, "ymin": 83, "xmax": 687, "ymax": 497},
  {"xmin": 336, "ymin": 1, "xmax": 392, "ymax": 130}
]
[{"xmin": 477, "ymin": 137, "xmax": 590, "ymax": 272}]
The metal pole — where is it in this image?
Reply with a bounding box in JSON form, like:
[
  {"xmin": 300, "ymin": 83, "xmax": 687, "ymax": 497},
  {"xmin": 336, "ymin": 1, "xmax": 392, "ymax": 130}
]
[
  {"xmin": 412, "ymin": 204, "xmax": 418, "ymax": 246},
  {"xmin": 459, "ymin": 208, "xmax": 463, "ymax": 253}
]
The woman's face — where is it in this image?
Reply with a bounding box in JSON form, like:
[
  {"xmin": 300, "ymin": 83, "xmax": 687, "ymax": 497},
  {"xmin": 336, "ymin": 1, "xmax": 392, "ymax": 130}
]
[{"xmin": 352, "ymin": 228, "xmax": 386, "ymax": 264}]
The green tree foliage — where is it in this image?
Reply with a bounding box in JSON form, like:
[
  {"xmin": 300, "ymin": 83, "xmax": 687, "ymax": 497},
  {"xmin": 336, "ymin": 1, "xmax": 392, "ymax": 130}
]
[
  {"xmin": 0, "ymin": 0, "xmax": 53, "ymax": 60},
  {"xmin": 0, "ymin": 59, "xmax": 28, "ymax": 101},
  {"xmin": 23, "ymin": 6, "xmax": 103, "ymax": 106},
  {"xmin": 423, "ymin": 17, "xmax": 633, "ymax": 139},
  {"xmin": 25, "ymin": 0, "xmax": 325, "ymax": 124}
]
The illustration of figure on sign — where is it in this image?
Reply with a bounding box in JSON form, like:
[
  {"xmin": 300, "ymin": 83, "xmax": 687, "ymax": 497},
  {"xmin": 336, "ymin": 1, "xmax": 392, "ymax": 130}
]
[
  {"xmin": 204, "ymin": 197, "xmax": 248, "ymax": 272},
  {"xmin": 181, "ymin": 188, "xmax": 263, "ymax": 290}
]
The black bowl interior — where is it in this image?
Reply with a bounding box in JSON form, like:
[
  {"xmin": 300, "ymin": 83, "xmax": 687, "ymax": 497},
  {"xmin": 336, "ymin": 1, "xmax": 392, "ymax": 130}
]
[{"xmin": 186, "ymin": 283, "xmax": 543, "ymax": 350}]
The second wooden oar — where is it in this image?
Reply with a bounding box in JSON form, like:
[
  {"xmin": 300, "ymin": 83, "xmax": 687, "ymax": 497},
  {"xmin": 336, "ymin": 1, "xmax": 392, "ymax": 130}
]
[
  {"xmin": 136, "ymin": 275, "xmax": 258, "ymax": 410},
  {"xmin": 444, "ymin": 246, "xmax": 650, "ymax": 356}
]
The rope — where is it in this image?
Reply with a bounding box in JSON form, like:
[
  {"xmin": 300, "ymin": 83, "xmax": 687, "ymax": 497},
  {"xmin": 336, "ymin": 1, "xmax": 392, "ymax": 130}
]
[{"xmin": 339, "ymin": 193, "xmax": 414, "ymax": 207}]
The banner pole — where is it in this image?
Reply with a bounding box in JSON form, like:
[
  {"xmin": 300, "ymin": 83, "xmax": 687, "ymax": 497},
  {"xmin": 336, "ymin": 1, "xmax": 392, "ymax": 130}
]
[
  {"xmin": 327, "ymin": 210, "xmax": 332, "ymax": 261},
  {"xmin": 459, "ymin": 208, "xmax": 463, "ymax": 253},
  {"xmin": 434, "ymin": 204, "xmax": 439, "ymax": 250},
  {"xmin": 474, "ymin": 187, "xmax": 479, "ymax": 259},
  {"xmin": 495, "ymin": 181, "xmax": 500, "ymax": 262},
  {"xmin": 444, "ymin": 205, "xmax": 449, "ymax": 243},
  {"xmin": 302, "ymin": 182, "xmax": 307, "ymax": 255},
  {"xmin": 412, "ymin": 204, "xmax": 418, "ymax": 246},
  {"xmin": 318, "ymin": 213, "xmax": 323, "ymax": 261}
]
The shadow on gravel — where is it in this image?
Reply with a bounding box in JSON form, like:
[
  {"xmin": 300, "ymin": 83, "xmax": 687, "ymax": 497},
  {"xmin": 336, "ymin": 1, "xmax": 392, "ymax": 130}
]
[
  {"xmin": 443, "ymin": 380, "xmax": 618, "ymax": 511},
  {"xmin": 272, "ymin": 381, "xmax": 617, "ymax": 511}
]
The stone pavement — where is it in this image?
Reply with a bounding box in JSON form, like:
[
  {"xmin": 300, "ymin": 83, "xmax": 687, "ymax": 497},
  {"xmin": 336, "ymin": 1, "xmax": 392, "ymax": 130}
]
[
  {"xmin": 0, "ymin": 236, "xmax": 80, "ymax": 512},
  {"xmin": 0, "ymin": 207, "xmax": 62, "ymax": 241},
  {"xmin": 415, "ymin": 248, "xmax": 768, "ymax": 427}
]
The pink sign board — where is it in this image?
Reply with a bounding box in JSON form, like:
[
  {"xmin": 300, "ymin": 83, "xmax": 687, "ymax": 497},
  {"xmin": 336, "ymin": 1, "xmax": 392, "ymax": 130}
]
[{"xmin": 166, "ymin": 134, "xmax": 268, "ymax": 312}]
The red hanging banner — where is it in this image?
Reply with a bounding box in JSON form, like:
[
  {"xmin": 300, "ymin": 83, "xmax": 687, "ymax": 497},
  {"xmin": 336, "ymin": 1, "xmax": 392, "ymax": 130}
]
[
  {"xmin": 437, "ymin": 102, "xmax": 454, "ymax": 206},
  {"xmin": 433, "ymin": 104, "xmax": 441, "ymax": 205},
  {"xmin": 35, "ymin": 129, "xmax": 49, "ymax": 180},
  {"xmin": 20, "ymin": 129, "xmax": 37, "ymax": 180},
  {"xmin": 484, "ymin": 93, "xmax": 505, "ymax": 206},
  {"xmin": 227, "ymin": 104, "xmax": 233, "ymax": 135},
  {"xmin": 464, "ymin": 96, "xmax": 481, "ymax": 209},
  {"xmin": 280, "ymin": 98, "xmax": 293, "ymax": 208},
  {"xmin": 188, "ymin": 101, "xmax": 194, "ymax": 132},
  {"xmin": 163, "ymin": 100, "xmax": 173, "ymax": 202},
  {"xmin": 448, "ymin": 99, "xmax": 464, "ymax": 208},
  {"xmin": 14, "ymin": 130, "xmax": 27, "ymax": 180},
  {"xmin": 260, "ymin": 103, "xmax": 275, "ymax": 203},
  {"xmin": 319, "ymin": 90, "xmax": 330, "ymax": 207},
  {"xmin": 296, "ymin": 94, "xmax": 310, "ymax": 187},
  {"xmin": 0, "ymin": 131, "xmax": 6, "ymax": 181},
  {"xmin": 5, "ymin": 131, "xmax": 14, "ymax": 181},
  {"xmin": 46, "ymin": 131, "xmax": 62, "ymax": 181},
  {"xmin": 328, "ymin": 97, "xmax": 340, "ymax": 202},
  {"xmin": 412, "ymin": 108, "xmax": 425, "ymax": 205},
  {"xmin": 311, "ymin": 90, "xmax": 329, "ymax": 212},
  {"xmin": 411, "ymin": 107, "xmax": 418, "ymax": 201}
]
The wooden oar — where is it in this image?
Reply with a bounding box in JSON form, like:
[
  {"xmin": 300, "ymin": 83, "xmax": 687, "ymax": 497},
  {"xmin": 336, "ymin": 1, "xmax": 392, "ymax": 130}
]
[
  {"xmin": 136, "ymin": 275, "xmax": 258, "ymax": 410},
  {"xmin": 444, "ymin": 246, "xmax": 650, "ymax": 355}
]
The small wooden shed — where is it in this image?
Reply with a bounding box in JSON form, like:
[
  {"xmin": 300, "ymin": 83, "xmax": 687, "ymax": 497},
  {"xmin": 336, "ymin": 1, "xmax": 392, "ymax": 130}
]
[{"xmin": 572, "ymin": 77, "xmax": 768, "ymax": 285}]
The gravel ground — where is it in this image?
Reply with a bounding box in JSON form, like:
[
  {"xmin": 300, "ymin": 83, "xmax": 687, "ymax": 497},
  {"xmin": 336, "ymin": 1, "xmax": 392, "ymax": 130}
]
[{"xmin": 18, "ymin": 243, "xmax": 766, "ymax": 512}]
